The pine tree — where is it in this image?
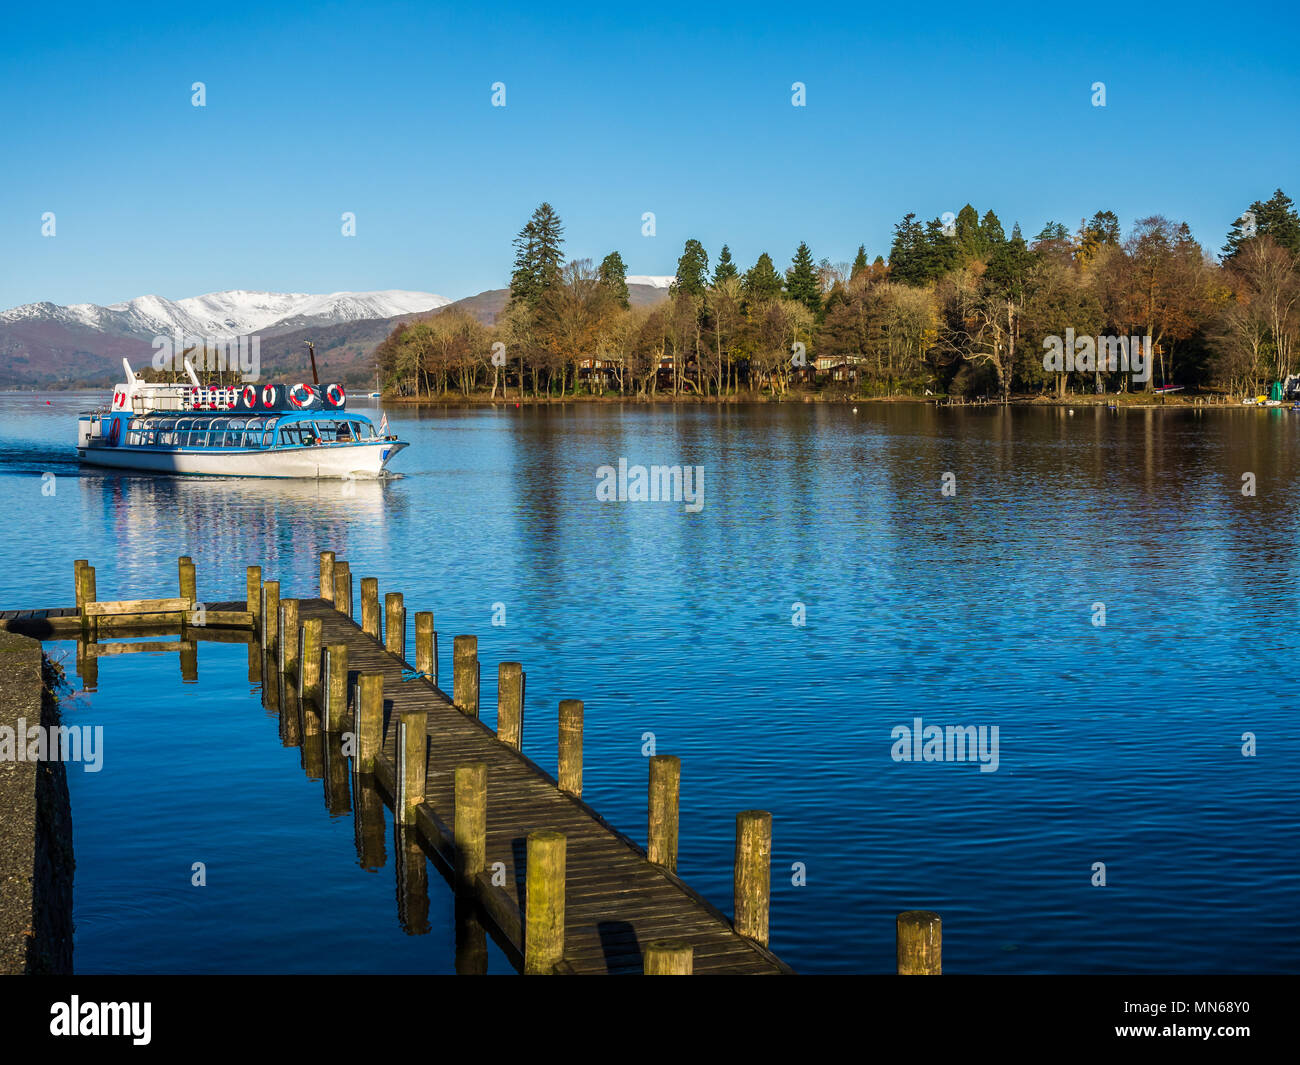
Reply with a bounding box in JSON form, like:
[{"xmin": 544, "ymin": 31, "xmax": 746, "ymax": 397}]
[
  {"xmin": 785, "ymin": 241, "xmax": 822, "ymax": 313},
  {"xmin": 713, "ymin": 245, "xmax": 739, "ymax": 284},
  {"xmin": 980, "ymin": 210, "xmax": 1006, "ymax": 246},
  {"xmin": 888, "ymin": 213, "xmax": 927, "ymax": 285},
  {"xmin": 954, "ymin": 204, "xmax": 984, "ymax": 261},
  {"xmin": 599, "ymin": 251, "xmax": 630, "ymax": 309},
  {"xmin": 742, "ymin": 253, "xmax": 783, "ymax": 301},
  {"xmin": 921, "ymin": 218, "xmax": 959, "ymax": 279},
  {"xmin": 674, "ymin": 239, "xmax": 710, "ymax": 297},
  {"xmin": 509, "ymin": 202, "xmax": 565, "ymax": 308},
  {"xmin": 851, "ymin": 244, "xmax": 869, "ymax": 279},
  {"xmin": 1223, "ymin": 189, "xmax": 1300, "ymax": 261}
]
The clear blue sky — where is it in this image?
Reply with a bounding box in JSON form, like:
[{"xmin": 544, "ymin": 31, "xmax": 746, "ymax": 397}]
[{"xmin": 1, "ymin": 0, "xmax": 1296, "ymax": 308}]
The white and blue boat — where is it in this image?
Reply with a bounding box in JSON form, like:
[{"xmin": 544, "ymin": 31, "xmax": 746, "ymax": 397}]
[{"xmin": 77, "ymin": 359, "xmax": 407, "ymax": 478}]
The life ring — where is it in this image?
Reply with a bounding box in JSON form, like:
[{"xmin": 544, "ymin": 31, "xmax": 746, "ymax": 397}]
[
  {"xmin": 288, "ymin": 383, "xmax": 315, "ymax": 409},
  {"xmin": 242, "ymin": 385, "xmax": 257, "ymax": 408},
  {"xmin": 326, "ymin": 383, "xmax": 345, "ymax": 408},
  {"xmin": 108, "ymin": 418, "xmax": 121, "ymax": 446},
  {"xmin": 262, "ymin": 385, "xmax": 277, "ymax": 408}
]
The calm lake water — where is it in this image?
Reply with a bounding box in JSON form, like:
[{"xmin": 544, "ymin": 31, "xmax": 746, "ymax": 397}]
[{"xmin": 2, "ymin": 392, "xmax": 1298, "ymax": 974}]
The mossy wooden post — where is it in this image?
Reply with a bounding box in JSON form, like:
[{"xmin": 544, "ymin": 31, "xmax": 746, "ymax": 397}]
[
  {"xmin": 356, "ymin": 672, "xmax": 383, "ymax": 774},
  {"xmin": 79, "ymin": 566, "xmax": 97, "ymax": 639},
  {"xmin": 300, "ymin": 616, "xmax": 323, "ymax": 707},
  {"xmin": 279, "ymin": 599, "xmax": 299, "ymax": 676},
  {"xmin": 734, "ymin": 810, "xmax": 772, "ymax": 947},
  {"xmin": 452, "ymin": 636, "xmax": 479, "ymax": 716},
  {"xmin": 360, "ymin": 578, "xmax": 380, "ymax": 640},
  {"xmin": 319, "ymin": 550, "xmax": 335, "ymax": 604},
  {"xmin": 74, "ymin": 560, "xmax": 88, "ymax": 608},
  {"xmin": 415, "ymin": 612, "xmax": 435, "ymax": 681},
  {"xmin": 246, "ymin": 566, "xmax": 261, "ymax": 625},
  {"xmin": 524, "ymin": 830, "xmax": 566, "ymax": 975},
  {"xmin": 396, "ymin": 709, "xmax": 427, "ymax": 825},
  {"xmin": 896, "ymin": 911, "xmax": 942, "ymax": 975},
  {"xmin": 322, "ymin": 642, "xmax": 348, "ymax": 732},
  {"xmin": 558, "ymin": 699, "xmax": 583, "ymax": 797},
  {"xmin": 178, "ymin": 556, "xmax": 196, "ymax": 604},
  {"xmin": 648, "ymin": 755, "xmax": 680, "ymax": 871},
  {"xmin": 497, "ymin": 663, "xmax": 524, "ymax": 750},
  {"xmin": 334, "ymin": 563, "xmax": 352, "ymax": 619},
  {"xmin": 454, "ymin": 763, "xmax": 487, "ymax": 886},
  {"xmin": 643, "ymin": 941, "xmax": 693, "ymax": 975},
  {"xmin": 385, "ymin": 592, "xmax": 405, "ymax": 659},
  {"xmin": 261, "ymin": 580, "xmax": 280, "ymax": 653}
]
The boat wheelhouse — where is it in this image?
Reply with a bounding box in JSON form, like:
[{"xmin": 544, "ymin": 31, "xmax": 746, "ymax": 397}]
[{"xmin": 77, "ymin": 359, "xmax": 407, "ymax": 478}]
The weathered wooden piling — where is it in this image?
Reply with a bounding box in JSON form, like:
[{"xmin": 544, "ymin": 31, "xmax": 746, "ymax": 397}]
[
  {"xmin": 322, "ymin": 642, "xmax": 348, "ymax": 732},
  {"xmin": 246, "ymin": 566, "xmax": 261, "ymax": 622},
  {"xmin": 558, "ymin": 699, "xmax": 583, "ymax": 797},
  {"xmin": 415, "ymin": 611, "xmax": 436, "ymax": 682},
  {"xmin": 361, "ymin": 578, "xmax": 380, "ymax": 640},
  {"xmin": 396, "ymin": 709, "xmax": 426, "ymax": 825},
  {"xmin": 74, "ymin": 560, "xmax": 88, "ymax": 608},
  {"xmin": 384, "ymin": 592, "xmax": 405, "ymax": 659},
  {"xmin": 261, "ymin": 580, "xmax": 280, "ymax": 653},
  {"xmin": 356, "ymin": 672, "xmax": 383, "ymax": 774},
  {"xmin": 179, "ymin": 639, "xmax": 197, "ymax": 683},
  {"xmin": 643, "ymin": 941, "xmax": 693, "ymax": 974},
  {"xmin": 178, "ymin": 556, "xmax": 196, "ymax": 603},
  {"xmin": 524, "ymin": 830, "xmax": 566, "ymax": 975},
  {"xmin": 452, "ymin": 635, "xmax": 479, "ymax": 716},
  {"xmin": 896, "ymin": 911, "xmax": 942, "ymax": 975},
  {"xmin": 497, "ymin": 662, "xmax": 524, "ymax": 750},
  {"xmin": 733, "ymin": 810, "xmax": 772, "ymax": 947},
  {"xmin": 454, "ymin": 762, "xmax": 487, "ymax": 884},
  {"xmin": 334, "ymin": 561, "xmax": 352, "ymax": 618},
  {"xmin": 299, "ymin": 617, "xmax": 323, "ymax": 707},
  {"xmin": 647, "ymin": 755, "xmax": 680, "ymax": 871},
  {"xmin": 319, "ymin": 550, "xmax": 335, "ymax": 604},
  {"xmin": 279, "ymin": 599, "xmax": 300, "ymax": 676},
  {"xmin": 78, "ymin": 565, "xmax": 97, "ymax": 638}
]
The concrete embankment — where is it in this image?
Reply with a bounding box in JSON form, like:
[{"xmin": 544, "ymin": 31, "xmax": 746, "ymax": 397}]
[{"xmin": 0, "ymin": 630, "xmax": 73, "ymax": 973}]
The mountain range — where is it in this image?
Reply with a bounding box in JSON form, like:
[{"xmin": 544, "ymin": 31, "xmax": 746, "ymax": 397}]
[{"xmin": 0, "ymin": 280, "xmax": 674, "ymax": 388}]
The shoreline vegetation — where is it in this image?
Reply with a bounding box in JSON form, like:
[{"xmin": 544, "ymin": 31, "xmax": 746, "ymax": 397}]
[{"xmin": 374, "ymin": 193, "xmax": 1300, "ymax": 406}]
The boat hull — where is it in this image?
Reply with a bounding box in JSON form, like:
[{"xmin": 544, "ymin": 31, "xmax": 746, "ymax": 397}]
[{"xmin": 78, "ymin": 440, "xmax": 407, "ymax": 478}]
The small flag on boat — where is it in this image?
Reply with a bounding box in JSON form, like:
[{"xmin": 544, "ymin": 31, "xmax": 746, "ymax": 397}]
[{"xmin": 379, "ymin": 412, "xmax": 389, "ymax": 436}]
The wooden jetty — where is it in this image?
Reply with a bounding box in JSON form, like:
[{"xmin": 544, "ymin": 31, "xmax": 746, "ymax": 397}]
[{"xmin": 1, "ymin": 553, "xmax": 946, "ymax": 976}]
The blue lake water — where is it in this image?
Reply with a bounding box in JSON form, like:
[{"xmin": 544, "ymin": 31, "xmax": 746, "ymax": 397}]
[{"xmin": 2, "ymin": 392, "xmax": 1298, "ymax": 974}]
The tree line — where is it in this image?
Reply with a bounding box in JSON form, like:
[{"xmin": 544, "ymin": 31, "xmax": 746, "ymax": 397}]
[{"xmin": 374, "ymin": 191, "xmax": 1300, "ymax": 401}]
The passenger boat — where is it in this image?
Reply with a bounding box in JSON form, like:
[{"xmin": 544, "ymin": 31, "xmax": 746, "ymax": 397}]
[{"xmin": 76, "ymin": 359, "xmax": 407, "ymax": 478}]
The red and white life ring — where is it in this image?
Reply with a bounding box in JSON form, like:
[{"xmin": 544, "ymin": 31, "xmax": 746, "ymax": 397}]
[
  {"xmin": 288, "ymin": 383, "xmax": 315, "ymax": 408},
  {"xmin": 262, "ymin": 385, "xmax": 276, "ymax": 408},
  {"xmin": 242, "ymin": 385, "xmax": 257, "ymax": 408},
  {"xmin": 108, "ymin": 418, "xmax": 121, "ymax": 446},
  {"xmin": 326, "ymin": 383, "xmax": 345, "ymax": 408}
]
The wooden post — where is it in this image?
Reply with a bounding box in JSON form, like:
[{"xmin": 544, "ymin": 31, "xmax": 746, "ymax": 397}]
[
  {"xmin": 279, "ymin": 599, "xmax": 299, "ymax": 676},
  {"xmin": 334, "ymin": 563, "xmax": 352, "ymax": 618},
  {"xmin": 648, "ymin": 755, "xmax": 680, "ymax": 871},
  {"xmin": 558, "ymin": 699, "xmax": 583, "ymax": 797},
  {"xmin": 896, "ymin": 911, "xmax": 942, "ymax": 975},
  {"xmin": 322, "ymin": 643, "xmax": 348, "ymax": 732},
  {"xmin": 524, "ymin": 830, "xmax": 566, "ymax": 975},
  {"xmin": 79, "ymin": 566, "xmax": 97, "ymax": 639},
  {"xmin": 385, "ymin": 592, "xmax": 405, "ymax": 659},
  {"xmin": 361, "ymin": 578, "xmax": 380, "ymax": 640},
  {"xmin": 396, "ymin": 710, "xmax": 427, "ymax": 825},
  {"xmin": 497, "ymin": 663, "xmax": 524, "ymax": 750},
  {"xmin": 452, "ymin": 635, "xmax": 479, "ymax": 716},
  {"xmin": 178, "ymin": 556, "xmax": 196, "ymax": 604},
  {"xmin": 179, "ymin": 640, "xmax": 197, "ymax": 683},
  {"xmin": 246, "ymin": 566, "xmax": 261, "ymax": 622},
  {"xmin": 74, "ymin": 560, "xmax": 87, "ymax": 608},
  {"xmin": 454, "ymin": 763, "xmax": 487, "ymax": 884},
  {"xmin": 261, "ymin": 579, "xmax": 280, "ymax": 653},
  {"xmin": 415, "ymin": 612, "xmax": 435, "ymax": 680},
  {"xmin": 356, "ymin": 672, "xmax": 383, "ymax": 774},
  {"xmin": 319, "ymin": 550, "xmax": 335, "ymax": 603},
  {"xmin": 643, "ymin": 941, "xmax": 693, "ymax": 974},
  {"xmin": 300, "ymin": 617, "xmax": 323, "ymax": 707},
  {"xmin": 733, "ymin": 810, "xmax": 772, "ymax": 947}
]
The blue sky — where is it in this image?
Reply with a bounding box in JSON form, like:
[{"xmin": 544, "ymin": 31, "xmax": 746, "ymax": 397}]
[{"xmin": 1, "ymin": 0, "xmax": 1296, "ymax": 308}]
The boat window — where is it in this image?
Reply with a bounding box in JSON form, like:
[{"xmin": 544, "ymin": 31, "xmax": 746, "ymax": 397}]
[
  {"xmin": 262, "ymin": 429, "xmax": 275, "ymax": 447},
  {"xmin": 190, "ymin": 431, "xmax": 208, "ymax": 448},
  {"xmin": 177, "ymin": 419, "xmax": 192, "ymax": 431},
  {"xmin": 228, "ymin": 418, "xmax": 246, "ymax": 431},
  {"xmin": 192, "ymin": 418, "xmax": 211, "ymax": 431}
]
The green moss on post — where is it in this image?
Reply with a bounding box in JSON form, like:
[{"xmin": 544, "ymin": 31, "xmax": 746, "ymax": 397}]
[
  {"xmin": 333, "ymin": 563, "xmax": 352, "ymax": 618},
  {"xmin": 648, "ymin": 755, "xmax": 680, "ymax": 871},
  {"xmin": 558, "ymin": 699, "xmax": 583, "ymax": 797},
  {"xmin": 246, "ymin": 566, "xmax": 261, "ymax": 622},
  {"xmin": 453, "ymin": 635, "xmax": 479, "ymax": 716},
  {"xmin": 261, "ymin": 580, "xmax": 280, "ymax": 653},
  {"xmin": 279, "ymin": 599, "xmax": 299, "ymax": 676},
  {"xmin": 497, "ymin": 663, "xmax": 524, "ymax": 750},
  {"xmin": 300, "ymin": 616, "xmax": 323, "ymax": 707},
  {"xmin": 896, "ymin": 911, "xmax": 942, "ymax": 975},
  {"xmin": 74, "ymin": 560, "xmax": 88, "ymax": 608},
  {"xmin": 524, "ymin": 829, "xmax": 566, "ymax": 975},
  {"xmin": 179, "ymin": 556, "xmax": 196, "ymax": 604},
  {"xmin": 415, "ymin": 612, "xmax": 436, "ymax": 682},
  {"xmin": 733, "ymin": 810, "xmax": 772, "ymax": 947},
  {"xmin": 361, "ymin": 578, "xmax": 380, "ymax": 640},
  {"xmin": 643, "ymin": 941, "xmax": 693, "ymax": 974},
  {"xmin": 356, "ymin": 672, "xmax": 383, "ymax": 774},
  {"xmin": 454, "ymin": 763, "xmax": 487, "ymax": 885},
  {"xmin": 385, "ymin": 592, "xmax": 405, "ymax": 658},
  {"xmin": 396, "ymin": 710, "xmax": 427, "ymax": 825},
  {"xmin": 322, "ymin": 642, "xmax": 348, "ymax": 732}
]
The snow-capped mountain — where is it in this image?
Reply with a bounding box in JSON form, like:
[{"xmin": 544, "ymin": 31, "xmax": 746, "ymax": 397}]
[
  {"xmin": 0, "ymin": 289, "xmax": 451, "ymax": 340},
  {"xmin": 625, "ymin": 275, "xmax": 676, "ymax": 289}
]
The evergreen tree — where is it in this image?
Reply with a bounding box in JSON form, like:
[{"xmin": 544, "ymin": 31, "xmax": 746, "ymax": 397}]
[
  {"xmin": 888, "ymin": 213, "xmax": 927, "ymax": 285},
  {"xmin": 713, "ymin": 245, "xmax": 739, "ymax": 284},
  {"xmin": 785, "ymin": 241, "xmax": 822, "ymax": 313},
  {"xmin": 1087, "ymin": 210, "xmax": 1121, "ymax": 244},
  {"xmin": 986, "ymin": 226, "xmax": 1033, "ymax": 300},
  {"xmin": 1223, "ymin": 189, "xmax": 1300, "ymax": 261},
  {"xmin": 509, "ymin": 202, "xmax": 565, "ymax": 308},
  {"xmin": 979, "ymin": 210, "xmax": 1005, "ymax": 246},
  {"xmin": 673, "ymin": 239, "xmax": 710, "ymax": 297},
  {"xmin": 954, "ymin": 204, "xmax": 984, "ymax": 261},
  {"xmin": 921, "ymin": 218, "xmax": 960, "ymax": 279},
  {"xmin": 742, "ymin": 252, "xmax": 783, "ymax": 301},
  {"xmin": 851, "ymin": 244, "xmax": 869, "ymax": 279},
  {"xmin": 598, "ymin": 251, "xmax": 630, "ymax": 309}
]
